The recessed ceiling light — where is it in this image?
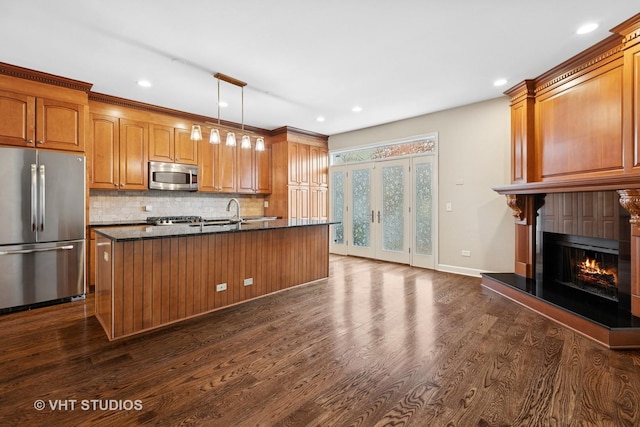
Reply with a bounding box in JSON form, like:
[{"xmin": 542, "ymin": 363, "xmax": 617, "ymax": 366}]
[
  {"xmin": 493, "ymin": 78, "xmax": 508, "ymax": 87},
  {"xmin": 576, "ymin": 22, "xmax": 598, "ymax": 35},
  {"xmin": 316, "ymin": 116, "xmax": 325, "ymax": 122},
  {"xmin": 352, "ymin": 106, "xmax": 362, "ymax": 112},
  {"xmin": 137, "ymin": 80, "xmax": 152, "ymax": 88},
  {"xmin": 218, "ymin": 101, "xmax": 228, "ymax": 108}
]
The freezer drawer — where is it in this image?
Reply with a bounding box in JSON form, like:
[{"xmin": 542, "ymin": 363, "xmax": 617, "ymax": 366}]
[{"xmin": 0, "ymin": 240, "xmax": 85, "ymax": 312}]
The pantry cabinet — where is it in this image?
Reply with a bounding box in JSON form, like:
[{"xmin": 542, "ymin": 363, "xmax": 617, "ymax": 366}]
[{"xmin": 266, "ymin": 127, "xmax": 329, "ymax": 219}]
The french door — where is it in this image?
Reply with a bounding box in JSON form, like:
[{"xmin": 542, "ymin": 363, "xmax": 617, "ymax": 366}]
[{"xmin": 330, "ymin": 155, "xmax": 436, "ymax": 268}]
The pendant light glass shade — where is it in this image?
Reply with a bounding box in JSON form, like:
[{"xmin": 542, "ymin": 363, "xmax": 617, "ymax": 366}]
[
  {"xmin": 255, "ymin": 137, "xmax": 265, "ymax": 152},
  {"xmin": 241, "ymin": 135, "xmax": 251, "ymax": 149},
  {"xmin": 190, "ymin": 124, "xmax": 203, "ymax": 141},
  {"xmin": 209, "ymin": 129, "xmax": 220, "ymax": 144},
  {"xmin": 226, "ymin": 132, "xmax": 236, "ymax": 146}
]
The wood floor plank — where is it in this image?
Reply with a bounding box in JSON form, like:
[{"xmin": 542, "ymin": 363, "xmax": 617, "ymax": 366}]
[{"xmin": 1, "ymin": 255, "xmax": 640, "ymax": 426}]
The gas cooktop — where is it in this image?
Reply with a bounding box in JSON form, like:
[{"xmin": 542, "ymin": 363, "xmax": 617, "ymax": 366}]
[{"xmin": 146, "ymin": 216, "xmax": 203, "ymax": 226}]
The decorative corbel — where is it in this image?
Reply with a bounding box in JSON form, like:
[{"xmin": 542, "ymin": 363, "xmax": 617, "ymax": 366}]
[
  {"xmin": 618, "ymin": 189, "xmax": 640, "ymax": 225},
  {"xmin": 506, "ymin": 194, "xmax": 525, "ymax": 221}
]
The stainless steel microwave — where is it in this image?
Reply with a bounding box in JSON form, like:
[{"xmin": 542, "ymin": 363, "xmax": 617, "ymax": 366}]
[{"xmin": 148, "ymin": 161, "xmax": 198, "ymax": 191}]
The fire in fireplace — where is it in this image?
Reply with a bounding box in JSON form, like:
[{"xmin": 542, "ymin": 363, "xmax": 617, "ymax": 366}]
[{"xmin": 543, "ymin": 232, "xmax": 619, "ymax": 301}]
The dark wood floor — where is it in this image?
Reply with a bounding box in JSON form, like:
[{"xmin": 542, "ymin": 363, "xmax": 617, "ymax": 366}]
[{"xmin": 2, "ymin": 255, "xmax": 640, "ymax": 426}]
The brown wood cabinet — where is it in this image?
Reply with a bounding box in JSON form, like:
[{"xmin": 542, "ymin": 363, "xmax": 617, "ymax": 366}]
[
  {"xmin": 199, "ymin": 137, "xmax": 237, "ymax": 192},
  {"xmin": 0, "ymin": 89, "xmax": 85, "ymax": 151},
  {"xmin": 266, "ymin": 127, "xmax": 329, "ymax": 220},
  {"xmin": 237, "ymin": 144, "xmax": 272, "ymax": 194},
  {"xmin": 288, "ymin": 142, "xmax": 310, "ymax": 185},
  {"xmin": 90, "ymin": 113, "xmax": 148, "ymax": 190},
  {"xmin": 149, "ymin": 126, "xmax": 198, "ymax": 165}
]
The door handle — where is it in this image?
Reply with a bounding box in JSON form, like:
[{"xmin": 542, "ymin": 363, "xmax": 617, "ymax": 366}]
[
  {"xmin": 377, "ymin": 211, "xmax": 381, "ymax": 223},
  {"xmin": 39, "ymin": 164, "xmax": 46, "ymax": 232},
  {"xmin": 0, "ymin": 245, "xmax": 74, "ymax": 256},
  {"xmin": 371, "ymin": 210, "xmax": 375, "ymax": 223},
  {"xmin": 31, "ymin": 164, "xmax": 37, "ymax": 232}
]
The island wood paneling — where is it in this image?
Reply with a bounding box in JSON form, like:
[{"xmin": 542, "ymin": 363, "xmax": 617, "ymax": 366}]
[{"xmin": 96, "ymin": 226, "xmax": 330, "ymax": 340}]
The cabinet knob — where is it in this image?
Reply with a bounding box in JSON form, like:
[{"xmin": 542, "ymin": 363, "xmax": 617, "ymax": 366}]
[
  {"xmin": 37, "ymin": 140, "xmax": 44, "ymax": 144},
  {"xmin": 28, "ymin": 139, "xmax": 33, "ymax": 143}
]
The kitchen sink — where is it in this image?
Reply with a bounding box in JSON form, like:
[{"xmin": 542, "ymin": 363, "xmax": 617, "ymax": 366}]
[
  {"xmin": 240, "ymin": 216, "xmax": 278, "ymax": 223},
  {"xmin": 188, "ymin": 217, "xmax": 278, "ymax": 228}
]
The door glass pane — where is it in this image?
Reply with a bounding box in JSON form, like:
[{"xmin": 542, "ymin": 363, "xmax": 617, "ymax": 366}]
[
  {"xmin": 382, "ymin": 165, "xmax": 404, "ymax": 252},
  {"xmin": 415, "ymin": 162, "xmax": 433, "ymax": 255},
  {"xmin": 352, "ymin": 168, "xmax": 371, "ymax": 247},
  {"xmin": 332, "ymin": 170, "xmax": 344, "ymax": 244}
]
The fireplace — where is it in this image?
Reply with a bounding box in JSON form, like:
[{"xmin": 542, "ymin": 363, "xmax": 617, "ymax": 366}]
[
  {"xmin": 536, "ymin": 191, "xmax": 632, "ymax": 316},
  {"xmin": 543, "ymin": 233, "xmax": 620, "ymax": 302}
]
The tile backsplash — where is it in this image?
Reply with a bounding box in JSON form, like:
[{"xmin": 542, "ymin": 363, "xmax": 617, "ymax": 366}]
[{"xmin": 89, "ymin": 190, "xmax": 265, "ymax": 223}]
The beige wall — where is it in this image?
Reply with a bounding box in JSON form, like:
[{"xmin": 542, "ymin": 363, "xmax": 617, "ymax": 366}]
[{"xmin": 329, "ymin": 97, "xmax": 515, "ymax": 275}]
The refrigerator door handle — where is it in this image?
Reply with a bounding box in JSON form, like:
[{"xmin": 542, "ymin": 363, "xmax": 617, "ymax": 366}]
[
  {"xmin": 39, "ymin": 164, "xmax": 45, "ymax": 232},
  {"xmin": 0, "ymin": 244, "xmax": 74, "ymax": 256},
  {"xmin": 31, "ymin": 164, "xmax": 37, "ymax": 232}
]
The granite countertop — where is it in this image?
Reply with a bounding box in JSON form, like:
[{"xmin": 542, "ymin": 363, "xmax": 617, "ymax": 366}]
[{"xmin": 93, "ymin": 219, "xmax": 338, "ymax": 242}]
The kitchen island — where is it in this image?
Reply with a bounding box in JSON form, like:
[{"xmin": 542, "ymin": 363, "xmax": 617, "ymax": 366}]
[{"xmin": 93, "ymin": 219, "xmax": 334, "ymax": 340}]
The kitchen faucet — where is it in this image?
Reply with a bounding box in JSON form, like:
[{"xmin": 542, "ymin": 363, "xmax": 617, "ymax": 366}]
[{"xmin": 226, "ymin": 198, "xmax": 241, "ymax": 223}]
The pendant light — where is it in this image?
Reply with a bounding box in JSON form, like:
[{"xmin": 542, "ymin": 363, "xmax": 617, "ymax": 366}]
[
  {"xmin": 255, "ymin": 137, "xmax": 265, "ymax": 152},
  {"xmin": 190, "ymin": 124, "xmax": 202, "ymax": 141}
]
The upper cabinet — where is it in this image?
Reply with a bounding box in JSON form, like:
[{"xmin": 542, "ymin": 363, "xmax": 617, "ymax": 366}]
[
  {"xmin": 149, "ymin": 125, "xmax": 197, "ymax": 165},
  {"xmin": 237, "ymin": 143, "xmax": 272, "ymax": 194},
  {"xmin": 90, "ymin": 113, "xmax": 148, "ymax": 190},
  {"xmin": 0, "ymin": 64, "xmax": 91, "ymax": 152},
  {"xmin": 288, "ymin": 142, "xmax": 310, "ymax": 185},
  {"xmin": 310, "ymin": 145, "xmax": 328, "ymax": 187},
  {"xmin": 199, "ymin": 137, "xmax": 237, "ymax": 193},
  {"xmin": 0, "ymin": 91, "xmax": 87, "ymax": 152}
]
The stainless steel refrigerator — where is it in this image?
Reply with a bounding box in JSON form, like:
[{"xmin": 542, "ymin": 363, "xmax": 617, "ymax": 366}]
[{"xmin": 0, "ymin": 147, "xmax": 85, "ymax": 313}]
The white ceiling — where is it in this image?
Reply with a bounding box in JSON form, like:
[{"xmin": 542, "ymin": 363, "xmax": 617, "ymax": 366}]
[{"xmin": 1, "ymin": 1, "xmax": 638, "ymax": 136}]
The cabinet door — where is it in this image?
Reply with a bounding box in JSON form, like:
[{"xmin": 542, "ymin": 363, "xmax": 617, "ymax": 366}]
[
  {"xmin": 0, "ymin": 89, "xmax": 35, "ymax": 147},
  {"xmin": 310, "ymin": 186, "xmax": 328, "ymax": 220},
  {"xmin": 237, "ymin": 145, "xmax": 255, "ymax": 193},
  {"xmin": 174, "ymin": 128, "xmax": 198, "ymax": 165},
  {"xmin": 288, "ymin": 143, "xmax": 300, "ymax": 185},
  {"xmin": 218, "ymin": 143, "xmax": 237, "ymax": 192},
  {"xmin": 289, "ymin": 186, "xmax": 309, "ymax": 219},
  {"xmin": 36, "ymin": 98, "xmax": 85, "ymax": 152},
  {"xmin": 255, "ymin": 146, "xmax": 272, "ymax": 194},
  {"xmin": 198, "ymin": 138, "xmax": 216, "ymax": 192},
  {"xmin": 149, "ymin": 124, "xmax": 174, "ymax": 162},
  {"xmin": 310, "ymin": 146, "xmax": 329, "ymax": 187},
  {"xmin": 298, "ymin": 143, "xmax": 310, "ymax": 185},
  {"xmin": 119, "ymin": 119, "xmax": 148, "ymax": 190},
  {"xmin": 90, "ymin": 114, "xmax": 119, "ymax": 189}
]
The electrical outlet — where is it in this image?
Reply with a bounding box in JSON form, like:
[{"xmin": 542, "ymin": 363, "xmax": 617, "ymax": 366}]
[
  {"xmin": 461, "ymin": 250, "xmax": 471, "ymax": 257},
  {"xmin": 264, "ymin": 200, "xmax": 269, "ymax": 208},
  {"xmin": 244, "ymin": 278, "xmax": 253, "ymax": 286},
  {"xmin": 216, "ymin": 283, "xmax": 227, "ymax": 292},
  {"xmin": 446, "ymin": 203, "xmax": 452, "ymax": 212},
  {"xmin": 145, "ymin": 205, "xmax": 152, "ymax": 212}
]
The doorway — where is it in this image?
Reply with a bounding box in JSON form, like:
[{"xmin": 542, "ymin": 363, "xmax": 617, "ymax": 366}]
[{"xmin": 330, "ymin": 145, "xmax": 437, "ymax": 269}]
